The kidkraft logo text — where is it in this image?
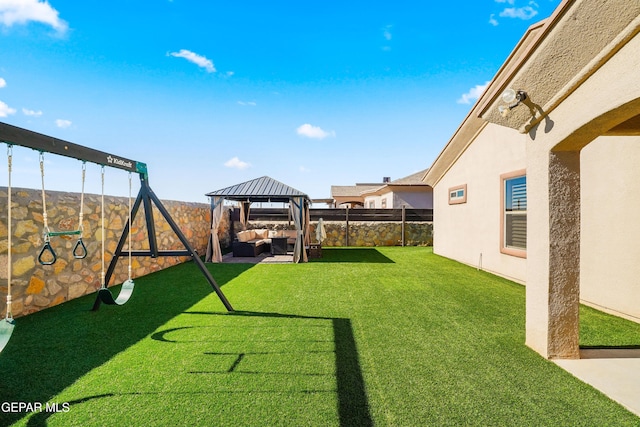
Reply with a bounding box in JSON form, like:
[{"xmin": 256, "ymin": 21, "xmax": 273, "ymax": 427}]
[
  {"xmin": 106, "ymin": 155, "xmax": 133, "ymax": 169},
  {"xmin": 1, "ymin": 401, "xmax": 70, "ymax": 413}
]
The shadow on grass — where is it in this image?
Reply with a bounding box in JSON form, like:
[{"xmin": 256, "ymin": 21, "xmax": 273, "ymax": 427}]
[
  {"xmin": 0, "ymin": 261, "xmax": 250, "ymax": 427},
  {"xmin": 312, "ymin": 248, "xmax": 394, "ymax": 264},
  {"xmin": 153, "ymin": 310, "xmax": 373, "ymax": 427}
]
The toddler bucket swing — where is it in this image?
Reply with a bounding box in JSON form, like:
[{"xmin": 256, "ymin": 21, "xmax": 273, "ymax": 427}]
[{"xmin": 97, "ymin": 168, "xmax": 135, "ymax": 305}]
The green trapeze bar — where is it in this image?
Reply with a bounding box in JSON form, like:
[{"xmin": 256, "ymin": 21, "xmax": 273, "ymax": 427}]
[{"xmin": 46, "ymin": 230, "xmax": 82, "ymax": 237}]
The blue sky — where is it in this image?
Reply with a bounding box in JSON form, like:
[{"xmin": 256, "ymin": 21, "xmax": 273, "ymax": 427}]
[{"xmin": 0, "ymin": 0, "xmax": 561, "ymax": 203}]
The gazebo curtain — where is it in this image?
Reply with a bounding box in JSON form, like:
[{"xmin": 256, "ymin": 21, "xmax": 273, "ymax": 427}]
[
  {"xmin": 205, "ymin": 196, "xmax": 225, "ymax": 263},
  {"xmin": 239, "ymin": 201, "xmax": 251, "ymax": 228},
  {"xmin": 290, "ymin": 197, "xmax": 308, "ymax": 263}
]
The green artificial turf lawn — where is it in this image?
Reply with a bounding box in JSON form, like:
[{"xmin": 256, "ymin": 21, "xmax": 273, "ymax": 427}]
[{"xmin": 1, "ymin": 247, "xmax": 639, "ymax": 426}]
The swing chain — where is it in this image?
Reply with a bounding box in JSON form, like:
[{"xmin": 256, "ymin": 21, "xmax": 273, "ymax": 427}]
[
  {"xmin": 39, "ymin": 152, "xmax": 51, "ymax": 239},
  {"xmin": 6, "ymin": 145, "xmax": 13, "ymax": 321},
  {"xmin": 73, "ymin": 162, "xmax": 88, "ymax": 259}
]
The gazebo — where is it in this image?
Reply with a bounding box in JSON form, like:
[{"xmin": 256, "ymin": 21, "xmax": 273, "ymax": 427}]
[{"xmin": 204, "ymin": 176, "xmax": 311, "ymax": 263}]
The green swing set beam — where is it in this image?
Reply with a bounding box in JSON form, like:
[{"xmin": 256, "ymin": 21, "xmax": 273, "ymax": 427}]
[{"xmin": 0, "ymin": 121, "xmax": 233, "ymax": 320}]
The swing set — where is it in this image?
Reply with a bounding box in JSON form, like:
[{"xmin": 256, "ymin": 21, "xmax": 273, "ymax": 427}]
[{"xmin": 0, "ymin": 122, "xmax": 234, "ymax": 353}]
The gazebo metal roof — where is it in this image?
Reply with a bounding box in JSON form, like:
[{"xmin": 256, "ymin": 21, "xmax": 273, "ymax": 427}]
[{"xmin": 206, "ymin": 176, "xmax": 309, "ymax": 203}]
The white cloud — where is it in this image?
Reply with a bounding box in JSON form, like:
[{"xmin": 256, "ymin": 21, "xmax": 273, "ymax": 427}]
[
  {"xmin": 457, "ymin": 81, "xmax": 490, "ymax": 105},
  {"xmin": 22, "ymin": 107, "xmax": 42, "ymax": 117},
  {"xmin": 299, "ymin": 166, "xmax": 311, "ymax": 173},
  {"xmin": 224, "ymin": 156, "xmax": 250, "ymax": 170},
  {"xmin": 0, "ymin": 100, "xmax": 16, "ymax": 117},
  {"xmin": 296, "ymin": 123, "xmax": 336, "ymax": 140},
  {"xmin": 0, "ymin": 0, "xmax": 68, "ymax": 33},
  {"xmin": 495, "ymin": 0, "xmax": 515, "ymax": 4},
  {"xmin": 382, "ymin": 25, "xmax": 392, "ymax": 41},
  {"xmin": 55, "ymin": 119, "xmax": 71, "ymax": 128},
  {"xmin": 488, "ymin": 14, "xmax": 499, "ymax": 26},
  {"xmin": 169, "ymin": 49, "xmax": 216, "ymax": 73},
  {"xmin": 499, "ymin": 6, "xmax": 538, "ymax": 20},
  {"xmin": 0, "ymin": 77, "xmax": 6, "ymax": 88},
  {"xmin": 237, "ymin": 101, "xmax": 256, "ymax": 106}
]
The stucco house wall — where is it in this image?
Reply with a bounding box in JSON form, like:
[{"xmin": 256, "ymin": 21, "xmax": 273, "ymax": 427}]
[
  {"xmin": 363, "ymin": 194, "xmax": 390, "ymax": 208},
  {"xmin": 363, "ymin": 189, "xmax": 433, "ymax": 209},
  {"xmin": 392, "ymin": 189, "xmax": 433, "ymax": 209},
  {"xmin": 433, "ymin": 123, "xmax": 527, "ymax": 283},
  {"xmin": 581, "ymin": 136, "xmax": 640, "ymax": 321}
]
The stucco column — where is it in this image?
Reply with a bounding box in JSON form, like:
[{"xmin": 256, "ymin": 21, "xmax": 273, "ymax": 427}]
[{"xmin": 526, "ymin": 149, "xmax": 581, "ymax": 359}]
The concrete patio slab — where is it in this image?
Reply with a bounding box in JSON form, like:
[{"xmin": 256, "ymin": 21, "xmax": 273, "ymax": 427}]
[
  {"xmin": 221, "ymin": 252, "xmax": 294, "ymax": 264},
  {"xmin": 555, "ymin": 349, "xmax": 640, "ymax": 416}
]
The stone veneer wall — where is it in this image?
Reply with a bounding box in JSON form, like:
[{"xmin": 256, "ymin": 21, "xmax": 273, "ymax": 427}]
[
  {"xmin": 241, "ymin": 221, "xmax": 433, "ymax": 247},
  {"xmin": 0, "ymin": 187, "xmax": 220, "ymax": 318}
]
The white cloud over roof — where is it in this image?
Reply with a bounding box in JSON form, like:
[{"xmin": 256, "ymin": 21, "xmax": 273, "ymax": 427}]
[
  {"xmin": 457, "ymin": 81, "xmax": 490, "ymax": 105},
  {"xmin": 224, "ymin": 156, "xmax": 251, "ymax": 170}
]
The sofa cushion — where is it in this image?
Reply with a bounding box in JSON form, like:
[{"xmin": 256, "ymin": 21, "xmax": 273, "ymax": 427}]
[
  {"xmin": 254, "ymin": 229, "xmax": 269, "ymax": 239},
  {"xmin": 237, "ymin": 230, "xmax": 255, "ymax": 242}
]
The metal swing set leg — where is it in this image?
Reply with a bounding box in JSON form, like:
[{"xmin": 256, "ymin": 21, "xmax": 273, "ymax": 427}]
[{"xmin": 92, "ymin": 175, "xmax": 234, "ymax": 312}]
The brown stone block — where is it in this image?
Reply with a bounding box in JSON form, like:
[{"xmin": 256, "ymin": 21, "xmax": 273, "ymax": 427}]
[
  {"xmin": 47, "ymin": 281, "xmax": 62, "ymax": 295},
  {"xmin": 13, "ymin": 256, "xmax": 35, "ymax": 276},
  {"xmin": 26, "ymin": 276, "xmax": 46, "ymax": 294},
  {"xmin": 14, "ymin": 220, "xmax": 39, "ymax": 238},
  {"xmin": 107, "ymin": 215, "xmax": 122, "ymax": 231},
  {"xmin": 31, "ymin": 211, "xmax": 44, "ymax": 224},
  {"xmin": 68, "ymin": 283, "xmax": 88, "ymax": 299},
  {"xmin": 107, "ymin": 240, "xmax": 117, "ymax": 254},
  {"xmin": 11, "ymin": 299, "xmax": 24, "ymax": 317},
  {"xmin": 51, "ymin": 295, "xmax": 65, "ymax": 306},
  {"xmin": 33, "ymin": 295, "xmax": 50, "ymax": 307},
  {"xmin": 53, "ymin": 258, "xmax": 68, "ymax": 275},
  {"xmin": 12, "ymin": 242, "xmax": 34, "ymax": 254}
]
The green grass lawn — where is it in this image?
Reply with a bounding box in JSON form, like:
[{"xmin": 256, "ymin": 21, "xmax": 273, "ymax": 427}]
[{"xmin": 1, "ymin": 247, "xmax": 639, "ymax": 426}]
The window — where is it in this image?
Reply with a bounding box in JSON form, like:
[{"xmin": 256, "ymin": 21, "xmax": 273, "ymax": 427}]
[
  {"xmin": 381, "ymin": 198, "xmax": 387, "ymax": 208},
  {"xmin": 501, "ymin": 171, "xmax": 526, "ymax": 257},
  {"xmin": 448, "ymin": 184, "xmax": 467, "ymax": 205},
  {"xmin": 368, "ymin": 201, "xmax": 375, "ymax": 208}
]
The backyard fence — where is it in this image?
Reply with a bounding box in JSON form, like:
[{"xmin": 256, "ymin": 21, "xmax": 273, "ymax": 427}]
[
  {"xmin": 233, "ymin": 207, "xmax": 433, "ymax": 222},
  {"xmin": 233, "ymin": 207, "xmax": 433, "ymax": 247}
]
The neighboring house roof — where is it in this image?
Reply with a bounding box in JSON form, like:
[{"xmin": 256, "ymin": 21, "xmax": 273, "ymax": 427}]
[
  {"xmin": 361, "ymin": 169, "xmax": 431, "ymax": 197},
  {"xmin": 206, "ymin": 176, "xmax": 309, "ymax": 203},
  {"xmin": 331, "ymin": 185, "xmax": 380, "ymax": 198},
  {"xmin": 332, "ymin": 169, "xmax": 431, "ymax": 202},
  {"xmin": 388, "ymin": 169, "xmax": 429, "ymax": 186}
]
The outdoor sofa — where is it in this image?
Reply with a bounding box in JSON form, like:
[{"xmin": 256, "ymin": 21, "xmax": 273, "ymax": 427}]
[{"xmin": 232, "ymin": 229, "xmax": 298, "ymax": 257}]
